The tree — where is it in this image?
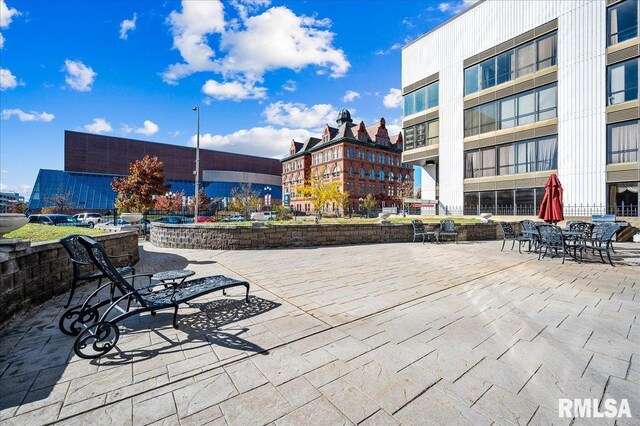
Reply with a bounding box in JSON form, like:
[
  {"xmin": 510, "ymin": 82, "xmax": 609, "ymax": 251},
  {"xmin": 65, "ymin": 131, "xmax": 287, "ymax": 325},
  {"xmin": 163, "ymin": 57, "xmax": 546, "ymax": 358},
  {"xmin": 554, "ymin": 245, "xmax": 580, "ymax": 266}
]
[
  {"xmin": 111, "ymin": 155, "xmax": 170, "ymax": 213},
  {"xmin": 395, "ymin": 180, "xmax": 414, "ymax": 215},
  {"xmin": 189, "ymin": 189, "xmax": 211, "ymax": 213},
  {"xmin": 228, "ymin": 183, "xmax": 260, "ymax": 218},
  {"xmin": 363, "ymin": 193, "xmax": 378, "ymax": 216},
  {"xmin": 299, "ymin": 177, "xmax": 346, "ymax": 216},
  {"xmin": 9, "ymin": 202, "xmax": 27, "ymax": 213},
  {"xmin": 154, "ymin": 192, "xmax": 184, "ymax": 213},
  {"xmin": 42, "ymin": 188, "xmax": 74, "ymax": 213}
]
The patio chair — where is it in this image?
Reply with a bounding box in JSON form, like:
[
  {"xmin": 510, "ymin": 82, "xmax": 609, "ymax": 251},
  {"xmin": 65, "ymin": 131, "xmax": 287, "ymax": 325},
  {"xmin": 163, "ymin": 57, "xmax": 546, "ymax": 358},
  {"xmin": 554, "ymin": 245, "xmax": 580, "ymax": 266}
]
[
  {"xmin": 411, "ymin": 220, "xmax": 436, "ymax": 244},
  {"xmin": 536, "ymin": 224, "xmax": 582, "ymax": 264},
  {"xmin": 519, "ymin": 220, "xmax": 539, "ymax": 252},
  {"xmin": 585, "ymin": 222, "xmax": 620, "ymax": 266},
  {"xmin": 59, "ymin": 236, "xmax": 250, "ymax": 359},
  {"xmin": 438, "ymin": 219, "xmax": 458, "ymax": 243},
  {"xmin": 499, "ymin": 222, "xmax": 530, "ymax": 253},
  {"xmin": 60, "ymin": 235, "xmax": 135, "ymax": 308}
]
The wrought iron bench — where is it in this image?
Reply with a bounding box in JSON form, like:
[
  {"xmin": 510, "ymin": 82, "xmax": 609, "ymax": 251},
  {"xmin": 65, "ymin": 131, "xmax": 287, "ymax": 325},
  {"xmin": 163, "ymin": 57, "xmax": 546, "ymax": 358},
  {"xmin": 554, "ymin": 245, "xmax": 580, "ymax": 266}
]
[
  {"xmin": 60, "ymin": 235, "xmax": 135, "ymax": 308},
  {"xmin": 59, "ymin": 236, "xmax": 250, "ymax": 359},
  {"xmin": 411, "ymin": 220, "xmax": 436, "ymax": 243},
  {"xmin": 438, "ymin": 219, "xmax": 458, "ymax": 243}
]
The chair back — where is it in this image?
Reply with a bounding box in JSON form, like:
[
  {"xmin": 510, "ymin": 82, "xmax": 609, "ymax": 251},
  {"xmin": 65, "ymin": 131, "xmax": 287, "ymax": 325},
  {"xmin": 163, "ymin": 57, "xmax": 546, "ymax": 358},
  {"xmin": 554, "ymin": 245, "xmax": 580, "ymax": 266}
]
[
  {"xmin": 77, "ymin": 236, "xmax": 146, "ymax": 306},
  {"xmin": 520, "ymin": 220, "xmax": 536, "ymax": 233},
  {"xmin": 412, "ymin": 220, "xmax": 425, "ymax": 232},
  {"xmin": 60, "ymin": 235, "xmax": 93, "ymax": 275},
  {"xmin": 581, "ymin": 223, "xmax": 595, "ymax": 239},
  {"xmin": 596, "ymin": 223, "xmax": 621, "ymax": 243},
  {"xmin": 499, "ymin": 222, "xmax": 516, "ymax": 238},
  {"xmin": 537, "ymin": 224, "xmax": 564, "ymax": 247},
  {"xmin": 568, "ymin": 221, "xmax": 589, "ymax": 233},
  {"xmin": 440, "ymin": 219, "xmax": 456, "ymax": 232}
]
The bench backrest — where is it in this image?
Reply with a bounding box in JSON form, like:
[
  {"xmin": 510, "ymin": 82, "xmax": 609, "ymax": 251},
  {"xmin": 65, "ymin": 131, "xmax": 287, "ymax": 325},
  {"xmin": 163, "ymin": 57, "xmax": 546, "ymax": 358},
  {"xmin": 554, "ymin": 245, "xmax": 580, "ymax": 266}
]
[
  {"xmin": 499, "ymin": 222, "xmax": 516, "ymax": 238},
  {"xmin": 412, "ymin": 220, "xmax": 425, "ymax": 232},
  {"xmin": 77, "ymin": 236, "xmax": 146, "ymax": 306},
  {"xmin": 60, "ymin": 234, "xmax": 94, "ymax": 275},
  {"xmin": 440, "ymin": 219, "xmax": 456, "ymax": 232}
]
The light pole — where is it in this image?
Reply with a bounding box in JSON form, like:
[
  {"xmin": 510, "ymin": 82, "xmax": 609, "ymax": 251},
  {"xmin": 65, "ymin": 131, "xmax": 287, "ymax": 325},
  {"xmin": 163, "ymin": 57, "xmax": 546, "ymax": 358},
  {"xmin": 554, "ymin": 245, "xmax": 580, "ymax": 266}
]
[
  {"xmin": 192, "ymin": 106, "xmax": 200, "ymax": 221},
  {"xmin": 263, "ymin": 186, "xmax": 271, "ymax": 211},
  {"xmin": 165, "ymin": 191, "xmax": 175, "ymax": 215}
]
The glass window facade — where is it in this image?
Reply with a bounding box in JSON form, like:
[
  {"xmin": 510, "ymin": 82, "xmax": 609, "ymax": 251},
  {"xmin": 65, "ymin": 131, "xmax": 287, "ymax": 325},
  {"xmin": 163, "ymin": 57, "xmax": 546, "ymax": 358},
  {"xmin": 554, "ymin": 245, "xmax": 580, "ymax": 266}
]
[
  {"xmin": 608, "ymin": 120, "xmax": 639, "ymax": 163},
  {"xmin": 464, "ymin": 187, "xmax": 546, "ymax": 215},
  {"xmin": 607, "ymin": 0, "xmax": 638, "ymax": 46},
  {"xmin": 607, "ymin": 58, "xmax": 639, "ymax": 105},
  {"xmin": 465, "ymin": 136, "xmax": 558, "ymax": 178},
  {"xmin": 403, "ymin": 81, "xmax": 439, "ymax": 117},
  {"xmin": 607, "ymin": 181, "xmax": 639, "ymax": 216},
  {"xmin": 464, "ymin": 84, "xmax": 557, "ymax": 137},
  {"xmin": 403, "ymin": 119, "xmax": 439, "ymax": 150},
  {"xmin": 464, "ymin": 32, "xmax": 557, "ymax": 95}
]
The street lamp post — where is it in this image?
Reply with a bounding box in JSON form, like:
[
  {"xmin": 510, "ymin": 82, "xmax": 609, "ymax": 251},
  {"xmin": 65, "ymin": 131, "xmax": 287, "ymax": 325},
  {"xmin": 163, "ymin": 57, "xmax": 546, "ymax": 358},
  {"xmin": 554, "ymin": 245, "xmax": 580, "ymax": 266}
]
[
  {"xmin": 192, "ymin": 106, "xmax": 200, "ymax": 222},
  {"xmin": 263, "ymin": 186, "xmax": 271, "ymax": 211},
  {"xmin": 165, "ymin": 191, "xmax": 175, "ymax": 215}
]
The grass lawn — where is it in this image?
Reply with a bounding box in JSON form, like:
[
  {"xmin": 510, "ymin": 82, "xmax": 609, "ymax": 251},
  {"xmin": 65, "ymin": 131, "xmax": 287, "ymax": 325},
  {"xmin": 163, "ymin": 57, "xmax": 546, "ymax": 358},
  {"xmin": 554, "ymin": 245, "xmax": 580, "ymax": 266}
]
[
  {"xmin": 199, "ymin": 216, "xmax": 479, "ymax": 226},
  {"xmin": 4, "ymin": 224, "xmax": 107, "ymax": 243}
]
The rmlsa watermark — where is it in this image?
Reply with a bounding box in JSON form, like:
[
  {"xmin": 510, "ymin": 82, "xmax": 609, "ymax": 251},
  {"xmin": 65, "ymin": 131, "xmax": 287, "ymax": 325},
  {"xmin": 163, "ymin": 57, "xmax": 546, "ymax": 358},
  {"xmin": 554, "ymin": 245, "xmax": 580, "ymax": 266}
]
[{"xmin": 559, "ymin": 399, "xmax": 632, "ymax": 419}]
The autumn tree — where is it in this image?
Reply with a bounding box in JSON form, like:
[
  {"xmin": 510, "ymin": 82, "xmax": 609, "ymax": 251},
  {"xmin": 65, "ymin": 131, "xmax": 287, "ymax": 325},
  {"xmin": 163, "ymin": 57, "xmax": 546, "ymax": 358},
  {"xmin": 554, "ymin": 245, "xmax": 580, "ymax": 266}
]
[
  {"xmin": 42, "ymin": 188, "xmax": 74, "ymax": 213},
  {"xmin": 394, "ymin": 180, "xmax": 414, "ymax": 215},
  {"xmin": 111, "ymin": 155, "xmax": 170, "ymax": 213},
  {"xmin": 9, "ymin": 202, "xmax": 27, "ymax": 213},
  {"xmin": 228, "ymin": 183, "xmax": 260, "ymax": 218},
  {"xmin": 299, "ymin": 177, "xmax": 346, "ymax": 216},
  {"xmin": 189, "ymin": 189, "xmax": 211, "ymax": 213},
  {"xmin": 154, "ymin": 192, "xmax": 184, "ymax": 213},
  {"xmin": 363, "ymin": 193, "xmax": 378, "ymax": 216}
]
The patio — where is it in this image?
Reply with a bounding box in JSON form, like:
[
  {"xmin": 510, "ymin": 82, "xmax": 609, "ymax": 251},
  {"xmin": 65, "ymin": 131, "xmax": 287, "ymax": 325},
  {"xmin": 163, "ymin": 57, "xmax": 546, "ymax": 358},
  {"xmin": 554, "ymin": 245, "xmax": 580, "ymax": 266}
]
[{"xmin": 1, "ymin": 240, "xmax": 639, "ymax": 425}]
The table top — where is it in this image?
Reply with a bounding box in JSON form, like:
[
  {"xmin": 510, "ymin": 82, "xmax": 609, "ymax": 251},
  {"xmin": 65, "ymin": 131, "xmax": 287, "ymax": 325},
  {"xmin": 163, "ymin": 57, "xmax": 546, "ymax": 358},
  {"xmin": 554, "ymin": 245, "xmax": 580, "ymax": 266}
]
[{"xmin": 152, "ymin": 269, "xmax": 195, "ymax": 281}]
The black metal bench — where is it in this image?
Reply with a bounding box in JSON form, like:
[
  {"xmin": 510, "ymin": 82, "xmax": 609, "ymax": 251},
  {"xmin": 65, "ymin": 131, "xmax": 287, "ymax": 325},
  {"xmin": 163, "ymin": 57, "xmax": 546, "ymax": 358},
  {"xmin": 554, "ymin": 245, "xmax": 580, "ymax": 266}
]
[{"xmin": 59, "ymin": 236, "xmax": 250, "ymax": 359}]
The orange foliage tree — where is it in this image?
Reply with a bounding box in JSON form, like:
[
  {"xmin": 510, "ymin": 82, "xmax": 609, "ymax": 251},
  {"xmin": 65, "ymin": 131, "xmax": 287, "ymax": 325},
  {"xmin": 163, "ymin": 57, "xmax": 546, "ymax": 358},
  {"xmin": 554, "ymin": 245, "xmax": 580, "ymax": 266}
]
[
  {"xmin": 111, "ymin": 155, "xmax": 170, "ymax": 213},
  {"xmin": 154, "ymin": 192, "xmax": 184, "ymax": 213}
]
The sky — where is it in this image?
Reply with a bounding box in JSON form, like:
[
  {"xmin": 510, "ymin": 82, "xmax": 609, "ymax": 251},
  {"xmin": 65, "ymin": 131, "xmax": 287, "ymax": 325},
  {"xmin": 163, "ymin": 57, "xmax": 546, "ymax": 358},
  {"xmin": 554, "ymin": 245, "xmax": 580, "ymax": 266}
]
[{"xmin": 0, "ymin": 0, "xmax": 476, "ymax": 200}]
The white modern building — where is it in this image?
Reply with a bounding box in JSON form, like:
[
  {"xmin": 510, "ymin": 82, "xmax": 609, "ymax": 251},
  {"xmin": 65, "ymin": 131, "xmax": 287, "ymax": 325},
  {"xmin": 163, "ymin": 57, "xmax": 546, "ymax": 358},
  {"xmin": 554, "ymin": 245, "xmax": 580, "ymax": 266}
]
[
  {"xmin": 0, "ymin": 191, "xmax": 25, "ymax": 213},
  {"xmin": 402, "ymin": 0, "xmax": 639, "ymax": 216}
]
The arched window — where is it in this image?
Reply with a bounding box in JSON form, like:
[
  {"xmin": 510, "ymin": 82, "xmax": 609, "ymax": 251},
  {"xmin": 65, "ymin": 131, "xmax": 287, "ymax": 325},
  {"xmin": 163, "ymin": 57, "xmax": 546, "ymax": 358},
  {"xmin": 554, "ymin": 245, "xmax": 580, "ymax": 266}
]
[
  {"xmin": 349, "ymin": 165, "xmax": 354, "ymax": 176},
  {"xmin": 323, "ymin": 167, "xmax": 329, "ymax": 179},
  {"xmin": 389, "ymin": 171, "xmax": 394, "ymax": 181},
  {"xmin": 360, "ymin": 168, "xmax": 366, "ymax": 178},
  {"xmin": 333, "ymin": 165, "xmax": 341, "ymax": 177},
  {"xmin": 379, "ymin": 170, "xmax": 385, "ymax": 181},
  {"xmin": 369, "ymin": 169, "xmax": 376, "ymax": 180},
  {"xmin": 398, "ymin": 173, "xmax": 403, "ymax": 182}
]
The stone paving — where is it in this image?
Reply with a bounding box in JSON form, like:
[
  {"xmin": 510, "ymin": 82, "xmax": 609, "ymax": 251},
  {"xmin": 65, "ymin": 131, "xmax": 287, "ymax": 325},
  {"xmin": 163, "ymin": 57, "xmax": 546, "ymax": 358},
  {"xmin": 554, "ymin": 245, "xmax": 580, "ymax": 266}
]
[{"xmin": 0, "ymin": 240, "xmax": 639, "ymax": 425}]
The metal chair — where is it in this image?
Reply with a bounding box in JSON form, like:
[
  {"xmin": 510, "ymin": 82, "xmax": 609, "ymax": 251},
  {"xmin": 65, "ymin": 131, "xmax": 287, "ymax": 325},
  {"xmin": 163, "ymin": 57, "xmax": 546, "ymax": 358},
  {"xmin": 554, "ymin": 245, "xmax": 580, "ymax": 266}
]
[
  {"xmin": 60, "ymin": 235, "xmax": 135, "ymax": 308},
  {"xmin": 499, "ymin": 222, "xmax": 530, "ymax": 253},
  {"xmin": 585, "ymin": 223, "xmax": 620, "ymax": 266},
  {"xmin": 411, "ymin": 220, "xmax": 436, "ymax": 244},
  {"xmin": 536, "ymin": 224, "xmax": 579, "ymax": 264},
  {"xmin": 519, "ymin": 220, "xmax": 539, "ymax": 252},
  {"xmin": 438, "ymin": 219, "xmax": 458, "ymax": 243},
  {"xmin": 59, "ymin": 236, "xmax": 250, "ymax": 359}
]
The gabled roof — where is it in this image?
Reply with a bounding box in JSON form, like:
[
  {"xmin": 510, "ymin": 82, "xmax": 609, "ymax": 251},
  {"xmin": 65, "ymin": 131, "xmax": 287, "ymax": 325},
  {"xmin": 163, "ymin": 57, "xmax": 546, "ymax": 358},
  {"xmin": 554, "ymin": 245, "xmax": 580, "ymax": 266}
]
[{"xmin": 333, "ymin": 122, "xmax": 356, "ymax": 140}]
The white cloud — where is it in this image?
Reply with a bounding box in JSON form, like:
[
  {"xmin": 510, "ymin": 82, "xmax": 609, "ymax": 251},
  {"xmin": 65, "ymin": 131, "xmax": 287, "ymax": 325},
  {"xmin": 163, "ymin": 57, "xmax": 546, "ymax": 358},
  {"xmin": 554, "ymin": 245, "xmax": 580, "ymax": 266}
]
[
  {"xmin": 0, "ymin": 33, "xmax": 4, "ymax": 49},
  {"xmin": 343, "ymin": 90, "xmax": 360, "ymax": 103},
  {"xmin": 439, "ymin": 0, "xmax": 480, "ymax": 14},
  {"xmin": 119, "ymin": 13, "xmax": 137, "ymax": 40},
  {"xmin": 383, "ymin": 88, "xmax": 402, "ymax": 109},
  {"xmin": 0, "ymin": 182, "xmax": 32, "ymax": 199},
  {"xmin": 0, "ymin": 67, "xmax": 18, "ymax": 90},
  {"xmin": 162, "ymin": 0, "xmax": 225, "ymax": 84},
  {"xmin": 189, "ymin": 126, "xmax": 313, "ymax": 158},
  {"xmin": 375, "ymin": 42, "xmax": 403, "ymax": 56},
  {"xmin": 230, "ymin": 0, "xmax": 270, "ymax": 22},
  {"xmin": 122, "ymin": 119, "xmax": 159, "ymax": 136},
  {"xmin": 62, "ymin": 59, "xmax": 97, "ymax": 92},
  {"xmin": 0, "ymin": 0, "xmax": 20, "ymax": 28},
  {"xmin": 168, "ymin": 130, "xmax": 180, "ymax": 138},
  {"xmin": 263, "ymin": 102, "xmax": 336, "ymax": 129},
  {"xmin": 0, "ymin": 169, "xmax": 8, "ymax": 174},
  {"xmin": 438, "ymin": 3, "xmax": 451, "ymax": 12},
  {"xmin": 219, "ymin": 7, "xmax": 349, "ymax": 80},
  {"xmin": 1, "ymin": 108, "xmax": 54, "ymax": 122},
  {"xmin": 84, "ymin": 118, "xmax": 112, "ymax": 134},
  {"xmin": 202, "ymin": 79, "xmax": 267, "ymax": 101},
  {"xmin": 282, "ymin": 79, "xmax": 296, "ymax": 92}
]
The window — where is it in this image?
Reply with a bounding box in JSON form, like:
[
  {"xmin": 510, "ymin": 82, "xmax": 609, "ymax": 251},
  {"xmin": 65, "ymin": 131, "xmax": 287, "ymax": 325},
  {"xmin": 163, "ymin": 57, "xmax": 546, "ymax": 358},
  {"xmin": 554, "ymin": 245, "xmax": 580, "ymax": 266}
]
[
  {"xmin": 404, "ymin": 91, "xmax": 415, "ymax": 116},
  {"xmin": 416, "ymin": 123, "xmax": 426, "ymax": 147},
  {"xmin": 404, "ymin": 127, "xmax": 415, "ymax": 150},
  {"xmin": 398, "ymin": 173, "xmax": 403, "ymax": 182},
  {"xmin": 479, "ymin": 191, "xmax": 496, "ymax": 214},
  {"xmin": 515, "ymin": 139, "xmax": 537, "ymax": 173},
  {"xmin": 496, "ymin": 190, "xmax": 514, "ymax": 214},
  {"xmin": 464, "ymin": 32, "xmax": 557, "ymax": 95},
  {"xmin": 349, "ymin": 165, "xmax": 354, "ymax": 176},
  {"xmin": 465, "ymin": 150, "xmax": 482, "ymax": 178},
  {"xmin": 517, "ymin": 92, "xmax": 535, "ymax": 125},
  {"xmin": 481, "ymin": 148, "xmax": 496, "ymax": 177},
  {"xmin": 358, "ymin": 150, "xmax": 365, "ymax": 160},
  {"xmin": 403, "ymin": 81, "xmax": 439, "ymax": 117},
  {"xmin": 515, "ymin": 188, "xmax": 535, "ymax": 215},
  {"xmin": 464, "ymin": 108, "xmax": 480, "ymax": 137},
  {"xmin": 607, "ymin": 58, "xmax": 639, "ymax": 105},
  {"xmin": 608, "ymin": 0, "xmax": 638, "ymax": 46},
  {"xmin": 369, "ymin": 169, "xmax": 376, "ymax": 180},
  {"xmin": 464, "ymin": 192, "xmax": 479, "ymax": 215},
  {"xmin": 389, "ymin": 171, "xmax": 394, "ymax": 181},
  {"xmin": 498, "ymin": 144, "xmax": 515, "ymax": 175},
  {"xmin": 496, "ymin": 50, "xmax": 514, "ymax": 85},
  {"xmin": 537, "ymin": 85, "xmax": 557, "ymax": 120},
  {"xmin": 499, "ymin": 97, "xmax": 516, "ymax": 129},
  {"xmin": 360, "ymin": 168, "xmax": 366, "ymax": 178},
  {"xmin": 607, "ymin": 182, "xmax": 639, "ymax": 216},
  {"xmin": 536, "ymin": 136, "xmax": 558, "ymax": 171},
  {"xmin": 479, "ymin": 103, "xmax": 497, "ymax": 133},
  {"xmin": 608, "ymin": 120, "xmax": 639, "ymax": 163},
  {"xmin": 428, "ymin": 120, "xmax": 439, "ymax": 145},
  {"xmin": 414, "ymin": 87, "xmax": 426, "ymax": 113},
  {"xmin": 379, "ymin": 170, "xmax": 385, "ymax": 180},
  {"xmin": 465, "ymin": 65, "xmax": 480, "ymax": 95},
  {"xmin": 427, "ymin": 82, "xmax": 439, "ymax": 108},
  {"xmin": 480, "ymin": 58, "xmax": 496, "ymax": 90}
]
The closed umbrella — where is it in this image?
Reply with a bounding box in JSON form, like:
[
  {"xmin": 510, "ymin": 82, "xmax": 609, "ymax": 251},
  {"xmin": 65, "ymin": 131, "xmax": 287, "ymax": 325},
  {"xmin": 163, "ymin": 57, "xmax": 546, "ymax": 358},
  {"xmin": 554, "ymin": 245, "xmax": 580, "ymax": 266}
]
[{"xmin": 538, "ymin": 173, "xmax": 564, "ymax": 224}]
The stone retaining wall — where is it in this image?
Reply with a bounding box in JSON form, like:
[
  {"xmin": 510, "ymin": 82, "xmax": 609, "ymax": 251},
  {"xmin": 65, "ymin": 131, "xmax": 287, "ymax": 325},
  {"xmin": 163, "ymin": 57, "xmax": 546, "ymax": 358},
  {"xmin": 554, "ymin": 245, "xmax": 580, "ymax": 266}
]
[
  {"xmin": 150, "ymin": 222, "xmax": 502, "ymax": 250},
  {"xmin": 0, "ymin": 231, "xmax": 139, "ymax": 325}
]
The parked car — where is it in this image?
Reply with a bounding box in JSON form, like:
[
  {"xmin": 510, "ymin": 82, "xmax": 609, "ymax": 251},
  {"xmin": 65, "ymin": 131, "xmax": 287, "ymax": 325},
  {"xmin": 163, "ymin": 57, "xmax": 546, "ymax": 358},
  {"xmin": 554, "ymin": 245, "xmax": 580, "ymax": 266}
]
[
  {"xmin": 73, "ymin": 212, "xmax": 102, "ymax": 228},
  {"xmin": 223, "ymin": 214, "xmax": 245, "ymax": 222},
  {"xmin": 28, "ymin": 214, "xmax": 89, "ymax": 227},
  {"xmin": 102, "ymin": 219, "xmax": 129, "ymax": 226},
  {"xmin": 152, "ymin": 216, "xmax": 194, "ymax": 224},
  {"xmin": 250, "ymin": 211, "xmax": 278, "ymax": 221},
  {"xmin": 196, "ymin": 216, "xmax": 217, "ymax": 223}
]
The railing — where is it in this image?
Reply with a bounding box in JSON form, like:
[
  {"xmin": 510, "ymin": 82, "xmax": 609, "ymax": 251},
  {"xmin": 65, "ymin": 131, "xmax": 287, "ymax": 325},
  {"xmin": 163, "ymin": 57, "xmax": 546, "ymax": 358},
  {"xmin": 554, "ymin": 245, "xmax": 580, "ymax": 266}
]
[{"xmin": 451, "ymin": 204, "xmax": 639, "ymax": 217}]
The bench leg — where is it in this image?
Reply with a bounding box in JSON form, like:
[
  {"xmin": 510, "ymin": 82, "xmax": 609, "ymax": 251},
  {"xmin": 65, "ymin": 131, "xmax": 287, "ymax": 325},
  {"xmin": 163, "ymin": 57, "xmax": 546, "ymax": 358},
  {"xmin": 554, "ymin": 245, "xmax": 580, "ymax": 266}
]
[{"xmin": 244, "ymin": 283, "xmax": 251, "ymax": 303}]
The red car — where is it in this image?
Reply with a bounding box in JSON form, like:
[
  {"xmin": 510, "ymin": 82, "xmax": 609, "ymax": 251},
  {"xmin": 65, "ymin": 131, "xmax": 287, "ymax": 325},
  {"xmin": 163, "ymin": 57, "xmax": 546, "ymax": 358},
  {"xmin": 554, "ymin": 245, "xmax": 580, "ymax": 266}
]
[{"xmin": 196, "ymin": 216, "xmax": 217, "ymax": 223}]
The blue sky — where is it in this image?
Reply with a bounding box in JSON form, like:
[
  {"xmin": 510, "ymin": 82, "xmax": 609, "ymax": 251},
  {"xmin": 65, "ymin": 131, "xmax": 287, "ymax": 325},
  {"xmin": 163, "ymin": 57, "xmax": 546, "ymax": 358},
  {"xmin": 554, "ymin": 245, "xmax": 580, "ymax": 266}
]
[{"xmin": 0, "ymin": 0, "xmax": 475, "ymax": 199}]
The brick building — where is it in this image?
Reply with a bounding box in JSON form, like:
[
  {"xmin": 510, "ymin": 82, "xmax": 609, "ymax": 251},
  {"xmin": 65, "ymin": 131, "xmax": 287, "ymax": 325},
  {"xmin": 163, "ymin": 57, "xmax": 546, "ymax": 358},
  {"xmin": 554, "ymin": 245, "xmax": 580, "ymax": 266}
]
[{"xmin": 281, "ymin": 109, "xmax": 414, "ymax": 215}]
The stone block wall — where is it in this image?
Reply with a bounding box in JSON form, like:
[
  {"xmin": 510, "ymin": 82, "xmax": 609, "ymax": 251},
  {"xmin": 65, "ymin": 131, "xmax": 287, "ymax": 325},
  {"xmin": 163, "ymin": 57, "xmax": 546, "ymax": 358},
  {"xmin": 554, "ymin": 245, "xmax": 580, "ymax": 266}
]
[
  {"xmin": 150, "ymin": 222, "xmax": 502, "ymax": 250},
  {"xmin": 0, "ymin": 231, "xmax": 139, "ymax": 325}
]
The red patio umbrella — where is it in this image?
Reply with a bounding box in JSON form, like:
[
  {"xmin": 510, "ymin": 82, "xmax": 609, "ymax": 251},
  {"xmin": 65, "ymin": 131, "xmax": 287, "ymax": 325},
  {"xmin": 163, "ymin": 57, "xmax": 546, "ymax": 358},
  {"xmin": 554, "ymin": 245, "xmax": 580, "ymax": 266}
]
[{"xmin": 538, "ymin": 173, "xmax": 564, "ymax": 224}]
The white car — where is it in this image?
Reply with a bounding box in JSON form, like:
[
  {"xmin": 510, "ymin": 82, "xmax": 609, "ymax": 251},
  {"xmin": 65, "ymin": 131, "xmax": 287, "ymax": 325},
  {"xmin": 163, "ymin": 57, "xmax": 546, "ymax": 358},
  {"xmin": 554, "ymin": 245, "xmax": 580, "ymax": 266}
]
[
  {"xmin": 223, "ymin": 214, "xmax": 245, "ymax": 222},
  {"xmin": 73, "ymin": 212, "xmax": 102, "ymax": 228},
  {"xmin": 251, "ymin": 211, "xmax": 277, "ymax": 221}
]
